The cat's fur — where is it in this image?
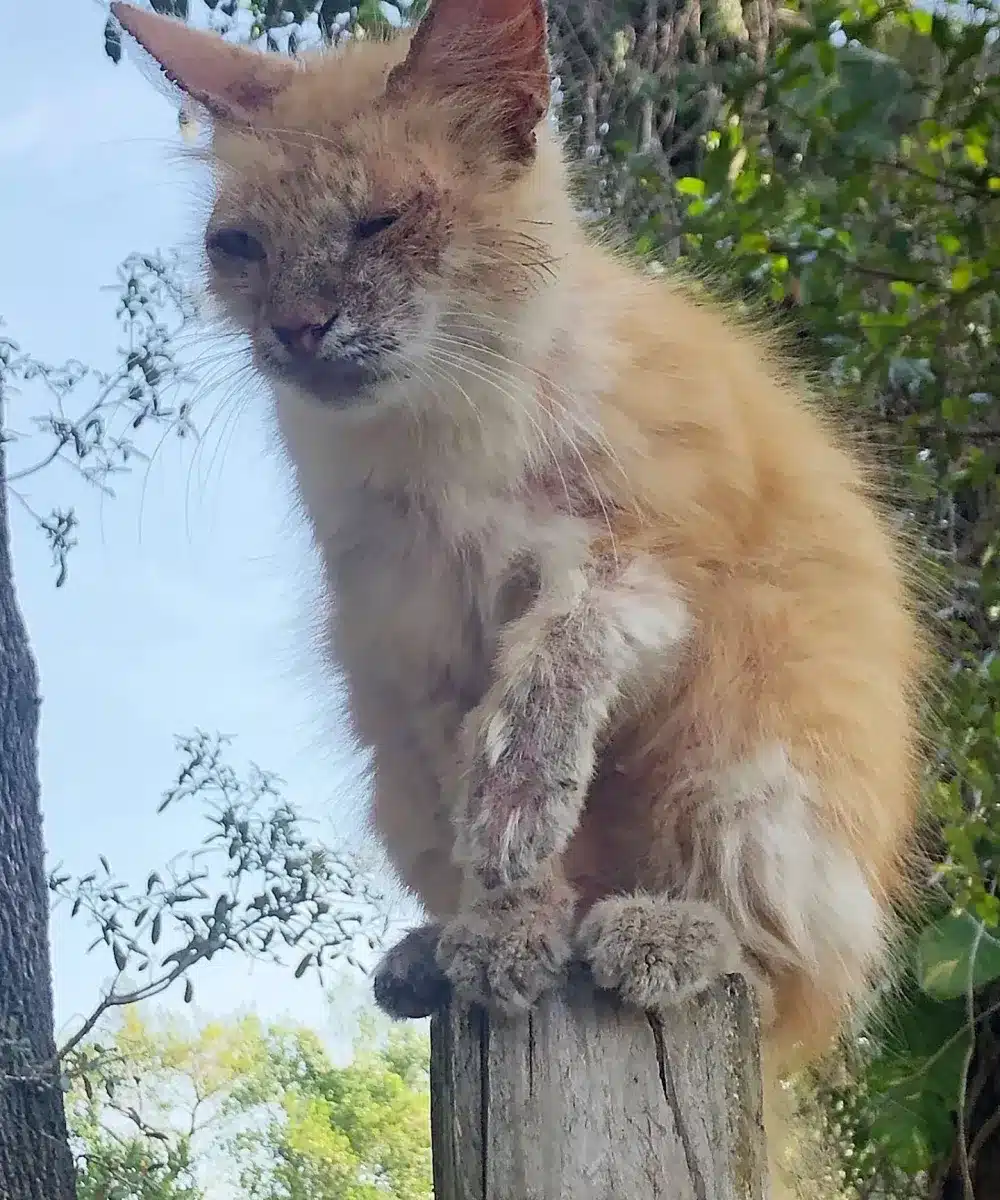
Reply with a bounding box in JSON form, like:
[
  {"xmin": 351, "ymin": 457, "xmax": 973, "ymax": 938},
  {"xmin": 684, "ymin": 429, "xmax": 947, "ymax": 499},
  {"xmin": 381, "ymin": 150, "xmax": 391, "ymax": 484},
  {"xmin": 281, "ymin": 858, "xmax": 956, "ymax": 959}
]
[{"xmin": 114, "ymin": 0, "xmax": 926, "ymax": 1183}]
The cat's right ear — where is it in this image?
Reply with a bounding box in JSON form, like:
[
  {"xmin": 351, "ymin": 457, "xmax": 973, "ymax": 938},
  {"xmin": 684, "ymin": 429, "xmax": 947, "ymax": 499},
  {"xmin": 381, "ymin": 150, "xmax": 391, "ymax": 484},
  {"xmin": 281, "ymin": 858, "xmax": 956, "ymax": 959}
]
[
  {"xmin": 110, "ymin": 3, "xmax": 295, "ymax": 122},
  {"xmin": 386, "ymin": 0, "xmax": 550, "ymax": 162}
]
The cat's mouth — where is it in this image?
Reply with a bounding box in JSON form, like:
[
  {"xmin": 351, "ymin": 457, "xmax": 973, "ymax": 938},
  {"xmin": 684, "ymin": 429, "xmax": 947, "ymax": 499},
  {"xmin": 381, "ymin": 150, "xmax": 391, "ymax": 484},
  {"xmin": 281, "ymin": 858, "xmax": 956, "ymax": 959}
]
[{"xmin": 261, "ymin": 352, "xmax": 395, "ymax": 406}]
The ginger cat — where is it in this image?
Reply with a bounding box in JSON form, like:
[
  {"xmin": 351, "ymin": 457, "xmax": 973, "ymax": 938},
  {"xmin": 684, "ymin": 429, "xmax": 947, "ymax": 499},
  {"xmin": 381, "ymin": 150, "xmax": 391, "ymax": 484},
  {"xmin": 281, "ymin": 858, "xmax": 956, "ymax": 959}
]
[{"xmin": 114, "ymin": 0, "xmax": 924, "ymax": 1186}]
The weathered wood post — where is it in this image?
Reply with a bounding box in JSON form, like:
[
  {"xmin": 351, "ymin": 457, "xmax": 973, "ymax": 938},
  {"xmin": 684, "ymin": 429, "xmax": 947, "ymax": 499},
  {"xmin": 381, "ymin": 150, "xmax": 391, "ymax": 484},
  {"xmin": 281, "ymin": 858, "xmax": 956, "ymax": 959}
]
[{"xmin": 430, "ymin": 967, "xmax": 766, "ymax": 1199}]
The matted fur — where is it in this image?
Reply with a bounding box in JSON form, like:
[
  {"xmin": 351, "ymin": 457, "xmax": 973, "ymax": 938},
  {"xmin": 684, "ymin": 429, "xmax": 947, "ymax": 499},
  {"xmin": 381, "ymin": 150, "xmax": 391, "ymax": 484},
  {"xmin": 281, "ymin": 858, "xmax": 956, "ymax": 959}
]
[{"xmin": 114, "ymin": 0, "xmax": 928, "ymax": 1188}]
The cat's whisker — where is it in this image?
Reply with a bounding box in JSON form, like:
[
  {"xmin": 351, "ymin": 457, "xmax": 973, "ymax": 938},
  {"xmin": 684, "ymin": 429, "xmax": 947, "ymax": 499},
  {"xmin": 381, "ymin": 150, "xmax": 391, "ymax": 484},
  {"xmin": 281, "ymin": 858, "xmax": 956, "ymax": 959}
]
[
  {"xmin": 193, "ymin": 366, "xmax": 256, "ymax": 481},
  {"xmin": 424, "ymin": 340, "xmax": 622, "ymax": 563},
  {"xmin": 461, "ymin": 246, "xmax": 558, "ymax": 287},
  {"xmin": 181, "ymin": 366, "xmax": 257, "ymax": 533},
  {"xmin": 391, "ymin": 357, "xmax": 454, "ymax": 443},
  {"xmin": 417, "ymin": 355, "xmax": 489, "ymax": 442},
  {"xmin": 434, "ymin": 310, "xmax": 525, "ymax": 330},
  {"xmin": 187, "ymin": 387, "xmax": 255, "ymax": 535},
  {"xmin": 136, "ymin": 409, "xmax": 194, "ymax": 543},
  {"xmin": 206, "ymin": 379, "xmax": 258, "ymax": 506},
  {"xmin": 422, "ymin": 347, "xmax": 581, "ymax": 536},
  {"xmin": 425, "ymin": 329, "xmax": 629, "ymax": 481}
]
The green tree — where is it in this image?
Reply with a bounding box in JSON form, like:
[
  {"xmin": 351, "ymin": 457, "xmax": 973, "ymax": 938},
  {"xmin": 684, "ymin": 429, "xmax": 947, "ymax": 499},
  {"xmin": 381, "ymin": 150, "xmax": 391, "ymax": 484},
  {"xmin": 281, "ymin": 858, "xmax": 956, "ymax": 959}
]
[
  {"xmin": 231, "ymin": 1019, "xmax": 432, "ymax": 1200},
  {"xmin": 65, "ymin": 1007, "xmax": 431, "ymax": 1200},
  {"xmin": 49, "ymin": 730, "xmax": 398, "ymax": 1192},
  {"xmin": 74, "ymin": 1127, "xmax": 201, "ymax": 1200}
]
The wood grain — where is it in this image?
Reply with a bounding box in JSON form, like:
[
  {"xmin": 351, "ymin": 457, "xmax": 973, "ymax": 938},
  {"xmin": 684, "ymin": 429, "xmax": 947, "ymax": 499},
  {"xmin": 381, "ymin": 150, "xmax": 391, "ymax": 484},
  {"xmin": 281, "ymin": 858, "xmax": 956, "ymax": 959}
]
[{"xmin": 431, "ymin": 968, "xmax": 766, "ymax": 1200}]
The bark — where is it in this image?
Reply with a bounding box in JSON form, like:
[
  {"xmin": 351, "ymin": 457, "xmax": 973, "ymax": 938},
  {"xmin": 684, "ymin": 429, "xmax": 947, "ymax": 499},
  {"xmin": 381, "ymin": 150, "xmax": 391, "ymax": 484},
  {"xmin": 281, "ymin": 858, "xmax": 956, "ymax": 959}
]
[
  {"xmin": 0, "ymin": 390, "xmax": 76, "ymax": 1199},
  {"xmin": 431, "ymin": 969, "xmax": 766, "ymax": 1200}
]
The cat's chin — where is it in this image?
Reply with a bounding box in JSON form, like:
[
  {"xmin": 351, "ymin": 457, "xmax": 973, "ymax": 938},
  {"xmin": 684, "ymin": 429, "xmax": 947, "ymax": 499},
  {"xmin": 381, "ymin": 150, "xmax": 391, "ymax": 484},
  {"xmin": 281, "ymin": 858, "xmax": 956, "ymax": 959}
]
[{"xmin": 264, "ymin": 356, "xmax": 394, "ymax": 409}]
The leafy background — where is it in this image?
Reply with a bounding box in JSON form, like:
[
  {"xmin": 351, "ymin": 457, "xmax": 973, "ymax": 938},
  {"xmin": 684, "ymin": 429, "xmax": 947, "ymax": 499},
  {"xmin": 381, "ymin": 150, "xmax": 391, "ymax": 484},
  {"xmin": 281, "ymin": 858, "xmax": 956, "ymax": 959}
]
[{"xmin": 2, "ymin": 0, "xmax": 998, "ymax": 1195}]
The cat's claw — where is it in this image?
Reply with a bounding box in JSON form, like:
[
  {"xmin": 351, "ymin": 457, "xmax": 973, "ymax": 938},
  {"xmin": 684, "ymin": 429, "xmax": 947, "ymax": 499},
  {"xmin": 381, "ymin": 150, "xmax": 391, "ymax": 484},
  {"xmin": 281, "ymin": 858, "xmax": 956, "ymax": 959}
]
[
  {"xmin": 435, "ymin": 879, "xmax": 574, "ymax": 1014},
  {"xmin": 373, "ymin": 924, "xmax": 451, "ymax": 1019},
  {"xmin": 577, "ymin": 895, "xmax": 744, "ymax": 1009}
]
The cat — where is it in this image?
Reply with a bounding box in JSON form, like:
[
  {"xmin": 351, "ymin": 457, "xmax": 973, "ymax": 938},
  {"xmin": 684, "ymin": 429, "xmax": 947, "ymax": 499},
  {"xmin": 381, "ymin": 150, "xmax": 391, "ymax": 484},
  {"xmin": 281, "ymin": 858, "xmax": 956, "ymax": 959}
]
[{"xmin": 113, "ymin": 0, "xmax": 926, "ymax": 1185}]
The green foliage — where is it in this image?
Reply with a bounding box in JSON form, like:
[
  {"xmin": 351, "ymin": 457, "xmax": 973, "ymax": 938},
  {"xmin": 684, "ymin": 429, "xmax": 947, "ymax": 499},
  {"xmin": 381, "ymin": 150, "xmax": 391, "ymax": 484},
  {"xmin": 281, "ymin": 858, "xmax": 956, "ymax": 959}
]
[
  {"xmin": 104, "ymin": 0, "xmax": 418, "ymax": 59},
  {"xmin": 49, "ymin": 731, "xmax": 395, "ymax": 1062},
  {"xmin": 627, "ymin": 0, "xmax": 1000, "ymax": 1187},
  {"xmin": 232, "ymin": 1020, "xmax": 432, "ymax": 1200},
  {"xmin": 75, "ymin": 1128, "xmax": 202, "ymax": 1200},
  {"xmin": 67, "ymin": 1008, "xmax": 233, "ymax": 1200},
  {"xmin": 0, "ymin": 255, "xmax": 195, "ymax": 584},
  {"xmin": 66, "ymin": 1010, "xmax": 431, "ymax": 1200}
]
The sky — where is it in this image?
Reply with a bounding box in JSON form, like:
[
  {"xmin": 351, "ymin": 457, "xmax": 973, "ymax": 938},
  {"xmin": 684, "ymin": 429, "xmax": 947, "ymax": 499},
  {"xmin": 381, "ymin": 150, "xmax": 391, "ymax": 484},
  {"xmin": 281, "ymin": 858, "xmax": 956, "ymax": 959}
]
[{"xmin": 0, "ymin": 0, "xmax": 405, "ymax": 1051}]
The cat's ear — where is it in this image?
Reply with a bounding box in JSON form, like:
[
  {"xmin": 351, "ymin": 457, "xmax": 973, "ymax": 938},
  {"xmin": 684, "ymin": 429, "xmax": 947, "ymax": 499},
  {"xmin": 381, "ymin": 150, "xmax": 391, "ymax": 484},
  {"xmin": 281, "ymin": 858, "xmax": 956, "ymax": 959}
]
[
  {"xmin": 386, "ymin": 0, "xmax": 550, "ymax": 161},
  {"xmin": 110, "ymin": 3, "xmax": 295, "ymax": 122}
]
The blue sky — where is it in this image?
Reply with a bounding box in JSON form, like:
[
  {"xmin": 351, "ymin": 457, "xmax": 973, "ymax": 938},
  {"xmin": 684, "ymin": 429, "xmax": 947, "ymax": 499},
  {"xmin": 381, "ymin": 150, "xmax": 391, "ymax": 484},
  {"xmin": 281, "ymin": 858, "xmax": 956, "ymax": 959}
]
[{"xmin": 0, "ymin": 0, "xmax": 399, "ymax": 1048}]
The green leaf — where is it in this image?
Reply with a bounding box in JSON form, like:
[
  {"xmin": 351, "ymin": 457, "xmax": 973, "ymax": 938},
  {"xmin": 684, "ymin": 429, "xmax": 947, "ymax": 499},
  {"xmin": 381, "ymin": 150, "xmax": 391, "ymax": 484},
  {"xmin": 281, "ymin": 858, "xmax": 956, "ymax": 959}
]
[
  {"xmin": 909, "ymin": 8, "xmax": 933, "ymax": 35},
  {"xmin": 865, "ymin": 977, "xmax": 971, "ymax": 1170},
  {"xmin": 817, "ymin": 39, "xmax": 836, "ymax": 76},
  {"xmin": 965, "ymin": 142, "xmax": 987, "ymax": 169},
  {"xmin": 675, "ymin": 177, "xmax": 706, "ymax": 198},
  {"xmin": 736, "ymin": 232, "xmax": 769, "ymax": 253},
  {"xmin": 949, "ymin": 264, "xmax": 973, "ymax": 293},
  {"xmin": 930, "ymin": 13, "xmax": 953, "ymax": 50},
  {"xmin": 916, "ymin": 913, "xmax": 1000, "ymax": 999}
]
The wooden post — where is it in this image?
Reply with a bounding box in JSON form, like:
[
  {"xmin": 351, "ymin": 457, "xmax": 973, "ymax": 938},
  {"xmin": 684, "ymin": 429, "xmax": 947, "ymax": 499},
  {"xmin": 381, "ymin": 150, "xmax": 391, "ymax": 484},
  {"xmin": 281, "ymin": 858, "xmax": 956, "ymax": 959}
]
[{"xmin": 430, "ymin": 967, "xmax": 766, "ymax": 1200}]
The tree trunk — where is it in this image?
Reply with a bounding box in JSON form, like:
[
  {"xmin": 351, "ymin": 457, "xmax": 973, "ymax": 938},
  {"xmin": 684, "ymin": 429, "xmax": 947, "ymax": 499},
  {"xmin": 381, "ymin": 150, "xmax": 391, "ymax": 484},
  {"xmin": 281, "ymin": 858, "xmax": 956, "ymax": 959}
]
[
  {"xmin": 0, "ymin": 390, "xmax": 76, "ymax": 1199},
  {"xmin": 430, "ymin": 968, "xmax": 766, "ymax": 1199}
]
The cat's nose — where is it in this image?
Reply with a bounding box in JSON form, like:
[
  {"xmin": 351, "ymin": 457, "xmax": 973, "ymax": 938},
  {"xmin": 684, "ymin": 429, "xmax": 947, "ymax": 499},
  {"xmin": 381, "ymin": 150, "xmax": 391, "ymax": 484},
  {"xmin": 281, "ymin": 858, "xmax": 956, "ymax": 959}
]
[{"xmin": 271, "ymin": 312, "xmax": 338, "ymax": 356}]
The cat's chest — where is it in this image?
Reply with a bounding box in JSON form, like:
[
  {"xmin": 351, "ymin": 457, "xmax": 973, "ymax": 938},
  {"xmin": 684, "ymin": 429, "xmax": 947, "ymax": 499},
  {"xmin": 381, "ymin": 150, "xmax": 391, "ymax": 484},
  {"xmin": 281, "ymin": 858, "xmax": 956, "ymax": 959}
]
[{"xmin": 322, "ymin": 492, "xmax": 540, "ymax": 749}]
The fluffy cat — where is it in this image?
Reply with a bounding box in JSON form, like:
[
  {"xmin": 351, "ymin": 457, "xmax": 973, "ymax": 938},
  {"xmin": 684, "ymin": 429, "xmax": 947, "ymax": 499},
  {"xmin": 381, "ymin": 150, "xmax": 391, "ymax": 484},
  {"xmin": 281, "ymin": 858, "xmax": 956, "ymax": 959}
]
[{"xmin": 113, "ymin": 0, "xmax": 925, "ymax": 1184}]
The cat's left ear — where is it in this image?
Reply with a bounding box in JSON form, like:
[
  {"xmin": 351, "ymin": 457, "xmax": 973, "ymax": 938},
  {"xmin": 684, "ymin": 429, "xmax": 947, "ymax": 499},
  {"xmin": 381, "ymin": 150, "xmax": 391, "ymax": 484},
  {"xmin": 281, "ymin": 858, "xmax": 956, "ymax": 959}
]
[
  {"xmin": 111, "ymin": 3, "xmax": 295, "ymax": 122},
  {"xmin": 386, "ymin": 0, "xmax": 550, "ymax": 162}
]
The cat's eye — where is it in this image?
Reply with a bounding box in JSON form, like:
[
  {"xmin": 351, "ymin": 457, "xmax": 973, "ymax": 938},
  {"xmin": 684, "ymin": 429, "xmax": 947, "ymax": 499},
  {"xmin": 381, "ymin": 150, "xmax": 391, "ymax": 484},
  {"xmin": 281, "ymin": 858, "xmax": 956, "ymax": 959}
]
[
  {"xmin": 355, "ymin": 212, "xmax": 400, "ymax": 240},
  {"xmin": 206, "ymin": 227, "xmax": 266, "ymax": 262}
]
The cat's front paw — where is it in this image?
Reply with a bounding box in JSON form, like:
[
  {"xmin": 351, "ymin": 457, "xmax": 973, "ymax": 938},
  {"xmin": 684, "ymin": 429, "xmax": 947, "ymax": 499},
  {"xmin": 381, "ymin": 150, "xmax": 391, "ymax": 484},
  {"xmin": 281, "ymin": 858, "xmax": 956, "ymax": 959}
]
[
  {"xmin": 459, "ymin": 752, "xmax": 583, "ymax": 890},
  {"xmin": 577, "ymin": 895, "xmax": 744, "ymax": 1009},
  {"xmin": 373, "ymin": 924, "xmax": 451, "ymax": 1019},
  {"xmin": 436, "ymin": 879, "xmax": 574, "ymax": 1014}
]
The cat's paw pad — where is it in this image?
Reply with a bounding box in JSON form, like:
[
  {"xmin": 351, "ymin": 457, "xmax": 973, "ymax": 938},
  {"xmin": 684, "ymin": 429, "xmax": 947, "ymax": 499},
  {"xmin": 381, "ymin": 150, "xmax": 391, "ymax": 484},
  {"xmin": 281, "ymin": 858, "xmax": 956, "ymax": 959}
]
[
  {"xmin": 577, "ymin": 896, "xmax": 743, "ymax": 1009},
  {"xmin": 373, "ymin": 924, "xmax": 451, "ymax": 1019},
  {"xmin": 436, "ymin": 884, "xmax": 573, "ymax": 1014}
]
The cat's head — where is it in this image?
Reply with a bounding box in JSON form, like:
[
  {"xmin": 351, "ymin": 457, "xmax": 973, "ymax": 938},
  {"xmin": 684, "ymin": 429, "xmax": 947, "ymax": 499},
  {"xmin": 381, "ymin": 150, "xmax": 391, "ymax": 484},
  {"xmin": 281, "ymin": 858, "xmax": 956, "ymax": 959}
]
[{"xmin": 112, "ymin": 0, "xmax": 563, "ymax": 412}]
